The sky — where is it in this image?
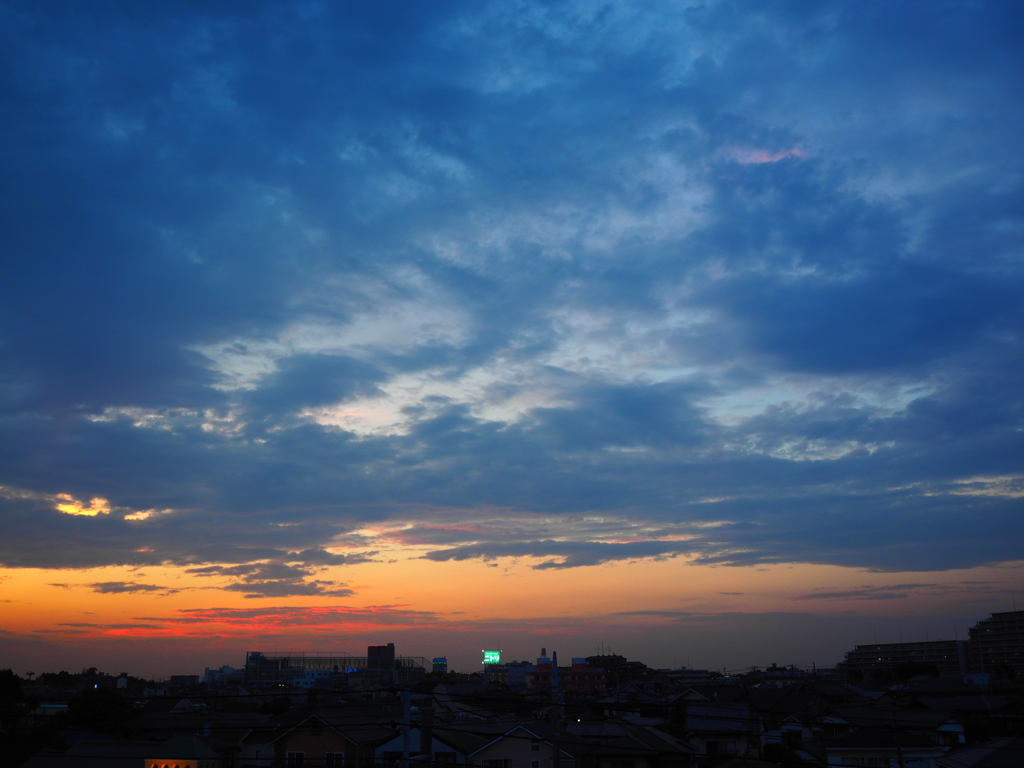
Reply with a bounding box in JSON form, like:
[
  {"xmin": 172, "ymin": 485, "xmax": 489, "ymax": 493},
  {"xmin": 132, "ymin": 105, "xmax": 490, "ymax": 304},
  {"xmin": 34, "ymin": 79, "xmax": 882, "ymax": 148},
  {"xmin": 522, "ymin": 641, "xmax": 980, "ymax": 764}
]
[{"xmin": 1, "ymin": 0, "xmax": 1023, "ymax": 678}]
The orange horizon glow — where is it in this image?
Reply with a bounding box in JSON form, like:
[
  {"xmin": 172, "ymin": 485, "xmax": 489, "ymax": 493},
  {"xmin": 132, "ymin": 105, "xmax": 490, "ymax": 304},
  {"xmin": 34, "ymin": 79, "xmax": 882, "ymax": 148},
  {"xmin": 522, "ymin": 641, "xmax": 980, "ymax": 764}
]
[{"xmin": 4, "ymin": 549, "xmax": 1023, "ymax": 676}]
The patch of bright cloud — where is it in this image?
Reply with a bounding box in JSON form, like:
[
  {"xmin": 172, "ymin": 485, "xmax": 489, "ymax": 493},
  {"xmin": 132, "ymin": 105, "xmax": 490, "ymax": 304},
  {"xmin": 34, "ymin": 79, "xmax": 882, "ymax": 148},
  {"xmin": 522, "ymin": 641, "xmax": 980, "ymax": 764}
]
[
  {"xmin": 948, "ymin": 475, "xmax": 1024, "ymax": 499},
  {"xmin": 124, "ymin": 509, "xmax": 174, "ymax": 522},
  {"xmin": 729, "ymin": 147, "xmax": 805, "ymax": 164},
  {"xmin": 55, "ymin": 494, "xmax": 111, "ymax": 517}
]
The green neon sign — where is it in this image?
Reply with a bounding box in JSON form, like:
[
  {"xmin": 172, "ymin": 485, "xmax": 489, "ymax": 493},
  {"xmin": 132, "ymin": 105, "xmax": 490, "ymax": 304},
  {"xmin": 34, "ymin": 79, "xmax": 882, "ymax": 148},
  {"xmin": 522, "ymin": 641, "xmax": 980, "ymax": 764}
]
[{"xmin": 483, "ymin": 650, "xmax": 501, "ymax": 664}]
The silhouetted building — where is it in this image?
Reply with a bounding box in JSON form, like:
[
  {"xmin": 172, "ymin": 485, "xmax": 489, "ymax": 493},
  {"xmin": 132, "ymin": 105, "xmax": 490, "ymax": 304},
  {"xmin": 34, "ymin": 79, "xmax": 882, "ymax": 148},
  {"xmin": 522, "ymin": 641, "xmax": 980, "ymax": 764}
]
[
  {"xmin": 368, "ymin": 643, "xmax": 396, "ymax": 671},
  {"xmin": 968, "ymin": 610, "xmax": 1024, "ymax": 677},
  {"xmin": 585, "ymin": 654, "xmax": 648, "ymax": 687},
  {"xmin": 838, "ymin": 640, "xmax": 968, "ymax": 683},
  {"xmin": 204, "ymin": 665, "xmax": 243, "ymax": 685},
  {"xmin": 244, "ymin": 649, "xmax": 426, "ymax": 685},
  {"xmin": 561, "ymin": 658, "xmax": 608, "ymax": 696}
]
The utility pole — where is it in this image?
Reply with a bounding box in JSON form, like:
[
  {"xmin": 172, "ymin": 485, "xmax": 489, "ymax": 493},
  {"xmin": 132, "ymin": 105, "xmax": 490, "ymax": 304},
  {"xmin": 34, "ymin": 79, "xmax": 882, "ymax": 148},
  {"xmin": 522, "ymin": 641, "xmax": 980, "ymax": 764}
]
[
  {"xmin": 421, "ymin": 706, "xmax": 433, "ymax": 763},
  {"xmin": 401, "ymin": 689, "xmax": 411, "ymax": 768},
  {"xmin": 893, "ymin": 710, "xmax": 906, "ymax": 768}
]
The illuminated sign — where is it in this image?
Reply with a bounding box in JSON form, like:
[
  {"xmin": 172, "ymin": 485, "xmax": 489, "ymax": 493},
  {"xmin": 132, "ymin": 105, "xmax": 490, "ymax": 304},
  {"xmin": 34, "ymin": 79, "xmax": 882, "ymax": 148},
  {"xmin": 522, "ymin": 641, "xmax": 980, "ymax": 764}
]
[{"xmin": 483, "ymin": 650, "xmax": 501, "ymax": 665}]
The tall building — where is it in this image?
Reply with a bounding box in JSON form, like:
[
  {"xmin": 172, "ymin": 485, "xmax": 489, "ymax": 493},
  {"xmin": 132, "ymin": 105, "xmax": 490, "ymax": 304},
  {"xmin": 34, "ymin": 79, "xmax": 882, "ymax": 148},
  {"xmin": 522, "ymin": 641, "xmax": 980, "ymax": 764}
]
[
  {"xmin": 368, "ymin": 643, "xmax": 396, "ymax": 669},
  {"xmin": 366, "ymin": 643, "xmax": 398, "ymax": 682},
  {"xmin": 968, "ymin": 610, "xmax": 1024, "ymax": 676},
  {"xmin": 838, "ymin": 640, "xmax": 968, "ymax": 683}
]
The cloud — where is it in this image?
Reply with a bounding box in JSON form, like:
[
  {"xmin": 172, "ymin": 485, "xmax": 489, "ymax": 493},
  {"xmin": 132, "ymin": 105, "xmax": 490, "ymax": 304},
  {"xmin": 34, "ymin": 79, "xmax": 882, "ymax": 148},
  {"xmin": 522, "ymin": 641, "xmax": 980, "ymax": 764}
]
[
  {"xmin": 793, "ymin": 587, "xmax": 918, "ymax": 602},
  {"xmin": 57, "ymin": 622, "xmax": 161, "ymax": 630},
  {"xmin": 156, "ymin": 604, "xmax": 442, "ymax": 628},
  {"xmin": 245, "ymin": 354, "xmax": 388, "ymax": 415},
  {"xmin": 286, "ymin": 548, "xmax": 377, "ymax": 565},
  {"xmin": 88, "ymin": 582, "xmax": 174, "ymax": 594},
  {"xmin": 55, "ymin": 495, "xmax": 111, "ymax": 517},
  {"xmin": 423, "ymin": 538, "xmax": 697, "ymax": 569},
  {"xmin": 728, "ymin": 147, "xmax": 805, "ymax": 165},
  {"xmin": 792, "ymin": 581, "xmax": 1004, "ymax": 602},
  {"xmin": 0, "ymin": 0, "xmax": 1022, "ymax": 585},
  {"xmin": 221, "ymin": 581, "xmax": 354, "ymax": 599},
  {"xmin": 186, "ymin": 561, "xmax": 354, "ymax": 598}
]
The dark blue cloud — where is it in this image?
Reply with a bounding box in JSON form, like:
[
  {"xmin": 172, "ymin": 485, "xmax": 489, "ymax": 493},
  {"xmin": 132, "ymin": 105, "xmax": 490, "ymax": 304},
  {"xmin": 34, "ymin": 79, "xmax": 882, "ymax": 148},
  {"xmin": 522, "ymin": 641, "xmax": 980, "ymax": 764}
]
[
  {"xmin": 0, "ymin": 0, "xmax": 1022, "ymax": 576},
  {"xmin": 245, "ymin": 354, "xmax": 387, "ymax": 414}
]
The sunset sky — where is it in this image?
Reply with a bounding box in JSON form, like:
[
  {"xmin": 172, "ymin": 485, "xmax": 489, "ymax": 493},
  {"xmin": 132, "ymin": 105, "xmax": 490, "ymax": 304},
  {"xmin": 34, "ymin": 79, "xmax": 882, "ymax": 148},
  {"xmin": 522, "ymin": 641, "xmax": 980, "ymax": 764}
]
[{"xmin": 2, "ymin": 1, "xmax": 1023, "ymax": 678}]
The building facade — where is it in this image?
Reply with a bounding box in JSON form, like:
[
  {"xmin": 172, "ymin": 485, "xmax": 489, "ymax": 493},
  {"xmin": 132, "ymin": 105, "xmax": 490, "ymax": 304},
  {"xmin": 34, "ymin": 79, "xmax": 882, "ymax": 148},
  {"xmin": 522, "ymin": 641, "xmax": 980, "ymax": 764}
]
[
  {"xmin": 968, "ymin": 610, "xmax": 1024, "ymax": 677},
  {"xmin": 243, "ymin": 650, "xmax": 426, "ymax": 686},
  {"xmin": 839, "ymin": 640, "xmax": 968, "ymax": 683}
]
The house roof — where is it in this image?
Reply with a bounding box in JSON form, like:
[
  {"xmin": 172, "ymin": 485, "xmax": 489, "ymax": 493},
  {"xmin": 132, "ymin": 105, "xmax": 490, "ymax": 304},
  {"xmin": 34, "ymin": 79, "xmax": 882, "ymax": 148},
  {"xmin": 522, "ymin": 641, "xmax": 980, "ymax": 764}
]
[
  {"xmin": 201, "ymin": 710, "xmax": 271, "ymax": 745},
  {"xmin": 141, "ymin": 696, "xmax": 196, "ymax": 712},
  {"xmin": 669, "ymin": 688, "xmax": 709, "ymax": 702},
  {"xmin": 18, "ymin": 741, "xmax": 208, "ymax": 768},
  {"xmin": 826, "ymin": 728, "xmax": 942, "ymax": 751},
  {"xmin": 22, "ymin": 740, "xmax": 159, "ymax": 768},
  {"xmin": 683, "ymin": 700, "xmax": 756, "ymax": 734},
  {"xmin": 805, "ymin": 679, "xmax": 866, "ymax": 700},
  {"xmin": 468, "ymin": 723, "xmax": 591, "ymax": 758},
  {"xmin": 430, "ymin": 727, "xmax": 493, "ymax": 755},
  {"xmin": 605, "ymin": 726, "xmax": 696, "ymax": 755},
  {"xmin": 710, "ymin": 759, "xmax": 789, "ymax": 768},
  {"xmin": 937, "ymin": 736, "xmax": 1024, "ymax": 768},
  {"xmin": 249, "ymin": 706, "xmax": 397, "ymax": 747},
  {"xmin": 746, "ymin": 687, "xmax": 819, "ymax": 715},
  {"xmin": 19, "ymin": 749, "xmax": 70, "ymax": 768},
  {"xmin": 906, "ymin": 678, "xmax": 983, "ymax": 696},
  {"xmin": 679, "ymin": 685, "xmax": 747, "ymax": 703},
  {"xmin": 825, "ymin": 705, "xmax": 960, "ymax": 730},
  {"xmin": 918, "ymin": 695, "xmax": 1007, "ymax": 712},
  {"xmin": 566, "ymin": 721, "xmax": 635, "ymax": 738},
  {"xmin": 597, "ymin": 691, "xmax": 670, "ymax": 706},
  {"xmin": 146, "ymin": 734, "xmax": 220, "ymax": 759},
  {"xmin": 375, "ymin": 725, "xmax": 493, "ymax": 756}
]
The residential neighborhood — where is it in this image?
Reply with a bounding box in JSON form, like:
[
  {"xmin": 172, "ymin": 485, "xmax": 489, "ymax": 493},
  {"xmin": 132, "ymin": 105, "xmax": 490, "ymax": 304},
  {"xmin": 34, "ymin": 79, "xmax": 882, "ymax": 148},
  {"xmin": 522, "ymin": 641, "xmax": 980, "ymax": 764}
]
[{"xmin": 5, "ymin": 610, "xmax": 1024, "ymax": 768}]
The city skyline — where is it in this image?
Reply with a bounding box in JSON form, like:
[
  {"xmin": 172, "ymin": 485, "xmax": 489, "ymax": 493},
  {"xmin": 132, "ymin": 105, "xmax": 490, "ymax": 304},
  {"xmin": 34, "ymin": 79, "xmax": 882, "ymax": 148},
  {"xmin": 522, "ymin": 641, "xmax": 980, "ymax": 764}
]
[{"xmin": 2, "ymin": 1, "xmax": 1024, "ymax": 679}]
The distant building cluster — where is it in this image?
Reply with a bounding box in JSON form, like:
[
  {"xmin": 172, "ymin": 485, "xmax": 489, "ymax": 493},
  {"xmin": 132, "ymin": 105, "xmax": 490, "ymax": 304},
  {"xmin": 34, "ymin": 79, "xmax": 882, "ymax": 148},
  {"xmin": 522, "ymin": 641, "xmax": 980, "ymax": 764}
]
[
  {"xmin": 243, "ymin": 644, "xmax": 431, "ymax": 688},
  {"xmin": 837, "ymin": 610, "xmax": 1024, "ymax": 684},
  {"xmin": 8, "ymin": 610, "xmax": 1024, "ymax": 768}
]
